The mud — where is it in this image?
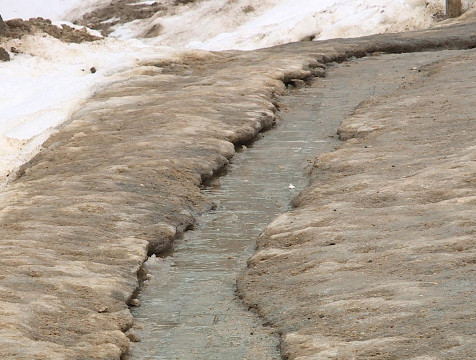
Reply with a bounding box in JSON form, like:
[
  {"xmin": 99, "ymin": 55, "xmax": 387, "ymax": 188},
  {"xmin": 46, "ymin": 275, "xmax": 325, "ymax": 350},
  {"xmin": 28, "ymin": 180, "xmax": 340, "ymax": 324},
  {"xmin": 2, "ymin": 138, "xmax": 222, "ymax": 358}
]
[
  {"xmin": 0, "ymin": 17, "xmax": 100, "ymax": 43},
  {"xmin": 0, "ymin": 21, "xmax": 475, "ymax": 359}
]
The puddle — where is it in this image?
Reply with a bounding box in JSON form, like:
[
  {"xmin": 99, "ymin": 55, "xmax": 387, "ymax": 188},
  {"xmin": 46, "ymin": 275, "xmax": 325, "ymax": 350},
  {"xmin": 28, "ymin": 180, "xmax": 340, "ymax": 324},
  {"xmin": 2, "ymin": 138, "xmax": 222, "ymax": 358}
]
[{"xmin": 129, "ymin": 52, "xmax": 449, "ymax": 359}]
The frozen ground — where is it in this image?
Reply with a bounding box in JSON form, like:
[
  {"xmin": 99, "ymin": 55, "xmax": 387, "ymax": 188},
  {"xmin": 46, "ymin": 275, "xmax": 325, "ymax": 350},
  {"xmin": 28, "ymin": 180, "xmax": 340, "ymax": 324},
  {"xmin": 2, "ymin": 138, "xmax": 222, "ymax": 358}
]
[{"xmin": 1, "ymin": 0, "xmax": 475, "ymax": 186}]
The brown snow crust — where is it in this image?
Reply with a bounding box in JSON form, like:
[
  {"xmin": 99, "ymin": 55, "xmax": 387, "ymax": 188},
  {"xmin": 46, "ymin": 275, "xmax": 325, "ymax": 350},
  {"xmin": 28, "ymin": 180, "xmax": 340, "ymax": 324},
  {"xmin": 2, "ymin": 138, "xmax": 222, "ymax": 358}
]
[
  {"xmin": 0, "ymin": 22, "xmax": 475, "ymax": 359},
  {"xmin": 239, "ymin": 50, "xmax": 476, "ymax": 359}
]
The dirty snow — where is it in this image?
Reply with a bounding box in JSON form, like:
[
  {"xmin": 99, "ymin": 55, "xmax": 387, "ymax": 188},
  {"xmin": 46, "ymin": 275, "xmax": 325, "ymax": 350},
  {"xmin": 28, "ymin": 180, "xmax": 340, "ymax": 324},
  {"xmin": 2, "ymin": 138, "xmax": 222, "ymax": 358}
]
[
  {"xmin": 111, "ymin": 0, "xmax": 446, "ymax": 50},
  {"xmin": 0, "ymin": 34, "xmax": 175, "ymax": 181},
  {"xmin": 1, "ymin": 0, "xmax": 475, "ymax": 184}
]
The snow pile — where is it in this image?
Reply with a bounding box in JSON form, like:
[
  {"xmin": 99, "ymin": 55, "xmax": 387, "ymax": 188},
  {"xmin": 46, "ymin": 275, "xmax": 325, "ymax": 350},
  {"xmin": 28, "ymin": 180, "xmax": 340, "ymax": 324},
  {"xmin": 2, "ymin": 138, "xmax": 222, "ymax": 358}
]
[
  {"xmin": 1, "ymin": 0, "xmax": 474, "ymax": 183},
  {"xmin": 0, "ymin": 34, "xmax": 175, "ymax": 181},
  {"xmin": 4, "ymin": 0, "xmax": 465, "ymax": 51},
  {"xmin": 110, "ymin": 0, "xmax": 447, "ymax": 50}
]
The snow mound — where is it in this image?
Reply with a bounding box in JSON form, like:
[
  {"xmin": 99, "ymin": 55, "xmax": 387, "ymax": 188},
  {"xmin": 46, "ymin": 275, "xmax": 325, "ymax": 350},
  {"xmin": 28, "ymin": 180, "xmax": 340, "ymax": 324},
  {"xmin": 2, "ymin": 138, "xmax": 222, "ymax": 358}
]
[
  {"xmin": 110, "ymin": 0, "xmax": 446, "ymax": 50},
  {"xmin": 0, "ymin": 33, "xmax": 175, "ymax": 182}
]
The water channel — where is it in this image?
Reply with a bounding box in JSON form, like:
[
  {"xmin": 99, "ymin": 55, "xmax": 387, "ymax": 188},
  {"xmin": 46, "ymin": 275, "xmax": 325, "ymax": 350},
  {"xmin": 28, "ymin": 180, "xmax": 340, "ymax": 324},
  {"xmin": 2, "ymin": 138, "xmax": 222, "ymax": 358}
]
[{"xmin": 129, "ymin": 51, "xmax": 448, "ymax": 359}]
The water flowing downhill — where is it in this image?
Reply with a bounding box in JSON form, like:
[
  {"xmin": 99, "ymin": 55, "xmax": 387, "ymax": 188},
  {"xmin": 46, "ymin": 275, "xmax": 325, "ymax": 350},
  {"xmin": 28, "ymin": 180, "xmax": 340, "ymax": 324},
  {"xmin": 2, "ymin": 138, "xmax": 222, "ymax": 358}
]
[{"xmin": 129, "ymin": 52, "xmax": 449, "ymax": 359}]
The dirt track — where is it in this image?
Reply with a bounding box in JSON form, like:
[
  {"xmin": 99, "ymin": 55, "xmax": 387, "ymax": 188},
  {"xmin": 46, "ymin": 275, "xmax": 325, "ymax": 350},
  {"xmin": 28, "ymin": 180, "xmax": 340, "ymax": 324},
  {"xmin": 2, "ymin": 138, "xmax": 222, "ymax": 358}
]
[{"xmin": 0, "ymin": 21, "xmax": 475, "ymax": 359}]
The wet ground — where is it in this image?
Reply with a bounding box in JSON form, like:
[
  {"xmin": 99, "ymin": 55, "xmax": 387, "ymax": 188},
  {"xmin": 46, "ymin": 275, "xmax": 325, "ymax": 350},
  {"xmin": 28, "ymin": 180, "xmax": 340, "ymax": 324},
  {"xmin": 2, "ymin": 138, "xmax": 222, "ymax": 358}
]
[
  {"xmin": 129, "ymin": 78, "xmax": 340, "ymax": 360},
  {"xmin": 129, "ymin": 51, "xmax": 444, "ymax": 359},
  {"xmin": 240, "ymin": 49, "xmax": 476, "ymax": 359}
]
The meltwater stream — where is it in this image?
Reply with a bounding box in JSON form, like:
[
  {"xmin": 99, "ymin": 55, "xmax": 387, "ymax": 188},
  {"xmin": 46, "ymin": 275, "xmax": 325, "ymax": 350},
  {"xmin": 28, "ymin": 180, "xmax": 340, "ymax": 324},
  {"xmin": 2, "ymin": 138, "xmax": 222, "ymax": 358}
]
[{"xmin": 129, "ymin": 52, "xmax": 445, "ymax": 359}]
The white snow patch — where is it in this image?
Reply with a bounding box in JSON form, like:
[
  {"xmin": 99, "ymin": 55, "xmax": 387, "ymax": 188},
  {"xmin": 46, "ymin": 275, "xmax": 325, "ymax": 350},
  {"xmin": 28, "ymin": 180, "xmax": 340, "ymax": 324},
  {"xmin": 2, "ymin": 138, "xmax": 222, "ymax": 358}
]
[
  {"xmin": 127, "ymin": 1, "xmax": 160, "ymax": 6},
  {"xmin": 1, "ymin": 0, "xmax": 112, "ymax": 21},
  {"xmin": 100, "ymin": 17, "xmax": 121, "ymax": 24}
]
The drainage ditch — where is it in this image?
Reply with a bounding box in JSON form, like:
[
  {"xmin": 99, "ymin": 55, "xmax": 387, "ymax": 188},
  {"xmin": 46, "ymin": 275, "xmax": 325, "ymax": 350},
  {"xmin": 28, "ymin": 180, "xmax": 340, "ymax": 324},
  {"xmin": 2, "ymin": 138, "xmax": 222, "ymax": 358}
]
[{"xmin": 128, "ymin": 51, "xmax": 453, "ymax": 359}]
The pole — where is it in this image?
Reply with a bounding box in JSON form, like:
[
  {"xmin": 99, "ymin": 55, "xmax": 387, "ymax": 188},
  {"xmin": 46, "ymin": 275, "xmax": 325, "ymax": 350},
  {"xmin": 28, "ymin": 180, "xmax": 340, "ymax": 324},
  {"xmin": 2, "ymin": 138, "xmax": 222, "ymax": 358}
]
[{"xmin": 446, "ymin": 0, "xmax": 463, "ymax": 18}]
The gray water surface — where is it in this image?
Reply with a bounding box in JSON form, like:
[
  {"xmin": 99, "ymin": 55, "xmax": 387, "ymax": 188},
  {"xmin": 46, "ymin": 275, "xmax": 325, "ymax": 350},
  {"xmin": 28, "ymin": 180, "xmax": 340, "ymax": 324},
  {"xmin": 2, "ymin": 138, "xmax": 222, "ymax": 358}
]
[{"xmin": 129, "ymin": 52, "xmax": 446, "ymax": 359}]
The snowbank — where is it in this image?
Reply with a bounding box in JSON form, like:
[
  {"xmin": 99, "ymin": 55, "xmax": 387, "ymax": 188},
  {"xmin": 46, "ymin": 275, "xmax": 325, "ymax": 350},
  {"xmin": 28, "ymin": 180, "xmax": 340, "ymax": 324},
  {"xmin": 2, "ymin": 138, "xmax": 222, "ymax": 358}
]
[
  {"xmin": 110, "ymin": 0, "xmax": 447, "ymax": 50},
  {"xmin": 2, "ymin": 0, "xmax": 474, "ymax": 183},
  {"xmin": 0, "ymin": 34, "xmax": 175, "ymax": 182}
]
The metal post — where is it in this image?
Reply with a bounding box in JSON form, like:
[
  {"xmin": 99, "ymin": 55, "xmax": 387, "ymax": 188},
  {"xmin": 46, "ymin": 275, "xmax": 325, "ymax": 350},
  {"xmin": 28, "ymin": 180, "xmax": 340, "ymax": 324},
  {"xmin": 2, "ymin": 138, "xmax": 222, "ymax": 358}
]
[{"xmin": 446, "ymin": 0, "xmax": 463, "ymax": 18}]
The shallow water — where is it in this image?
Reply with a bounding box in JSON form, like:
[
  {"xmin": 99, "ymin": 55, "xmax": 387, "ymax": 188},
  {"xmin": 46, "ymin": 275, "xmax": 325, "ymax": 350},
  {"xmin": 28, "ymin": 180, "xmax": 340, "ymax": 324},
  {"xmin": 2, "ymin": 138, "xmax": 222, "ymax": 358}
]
[{"xmin": 129, "ymin": 52, "xmax": 446, "ymax": 359}]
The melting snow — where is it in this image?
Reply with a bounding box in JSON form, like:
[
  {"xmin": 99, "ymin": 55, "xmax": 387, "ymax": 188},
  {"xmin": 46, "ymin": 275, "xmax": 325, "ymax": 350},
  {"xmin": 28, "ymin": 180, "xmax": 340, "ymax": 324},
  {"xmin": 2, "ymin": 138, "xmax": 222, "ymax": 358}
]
[{"xmin": 0, "ymin": 0, "xmax": 474, "ymax": 182}]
